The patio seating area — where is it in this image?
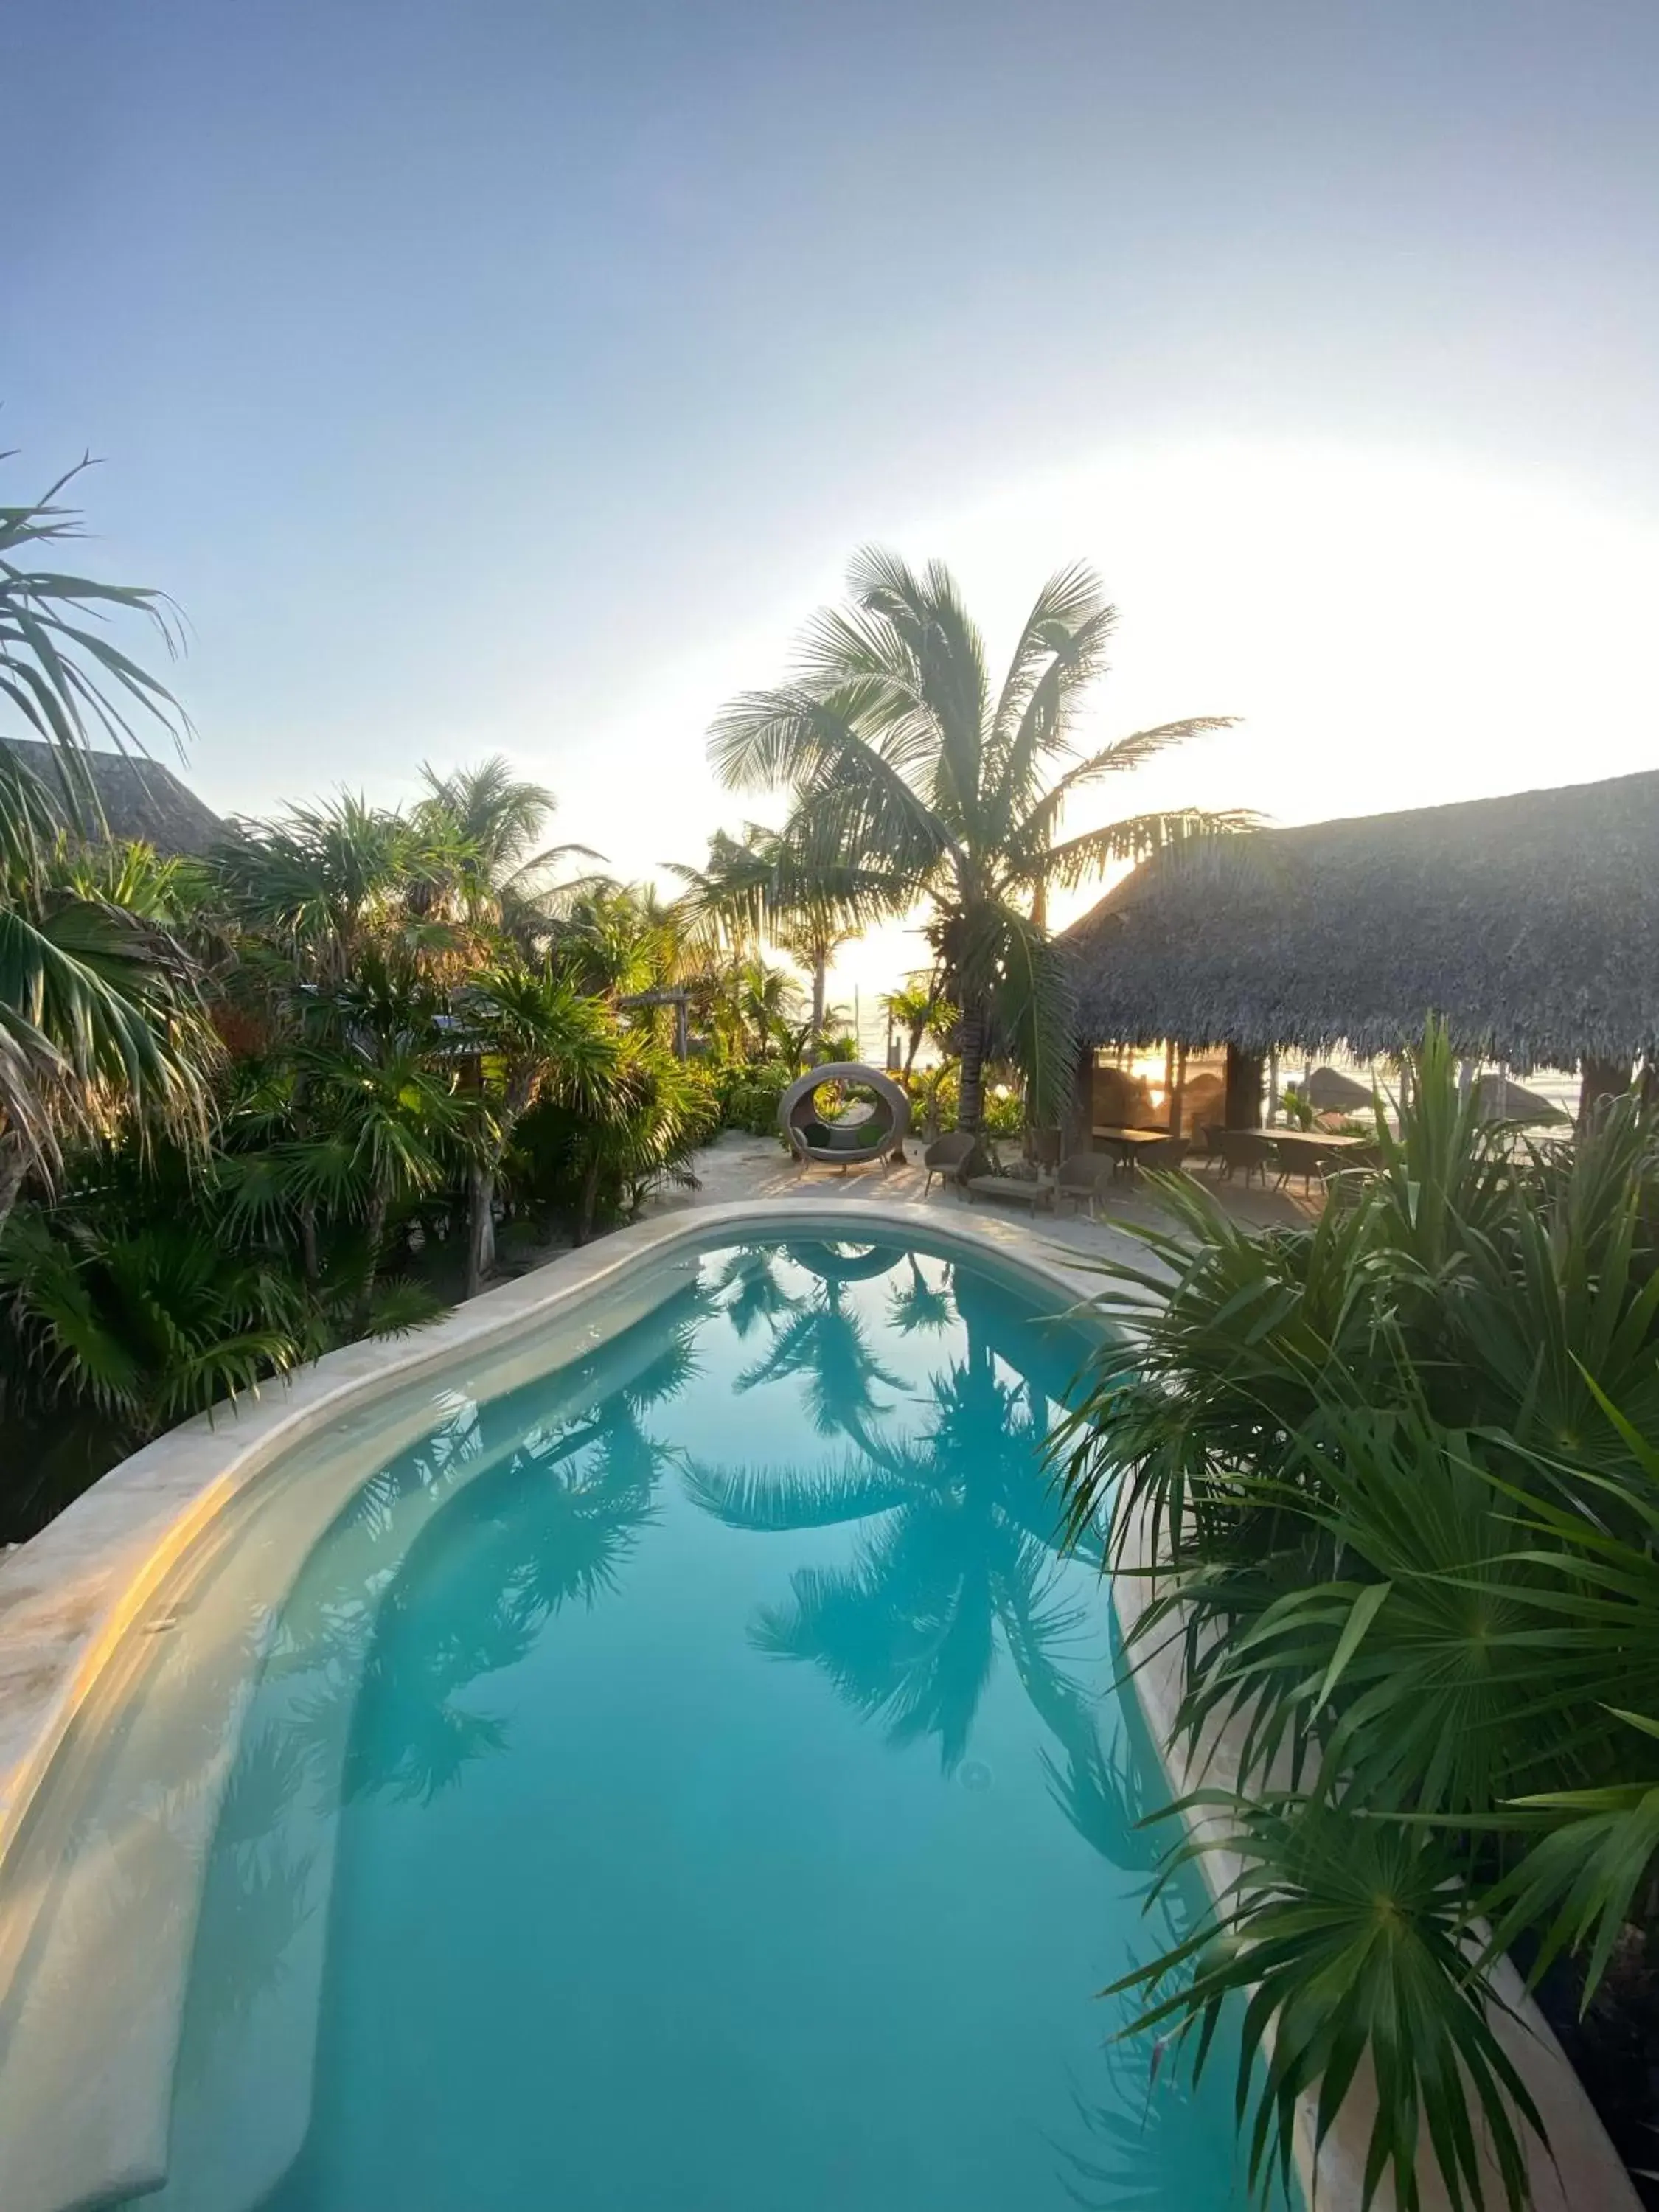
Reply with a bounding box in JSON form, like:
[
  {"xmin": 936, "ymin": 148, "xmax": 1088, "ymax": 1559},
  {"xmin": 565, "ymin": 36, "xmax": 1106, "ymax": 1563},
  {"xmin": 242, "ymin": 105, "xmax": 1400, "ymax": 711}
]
[{"xmin": 653, "ymin": 1127, "xmax": 1319, "ymax": 1272}]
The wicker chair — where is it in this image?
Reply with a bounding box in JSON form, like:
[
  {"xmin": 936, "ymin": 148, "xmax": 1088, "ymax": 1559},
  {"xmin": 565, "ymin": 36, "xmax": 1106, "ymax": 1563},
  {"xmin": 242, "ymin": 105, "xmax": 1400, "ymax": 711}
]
[
  {"xmin": 779, "ymin": 1062, "xmax": 910, "ymax": 1173},
  {"xmin": 1216, "ymin": 1129, "xmax": 1273, "ymax": 1188},
  {"xmin": 1273, "ymin": 1138, "xmax": 1329, "ymax": 1193},
  {"xmin": 1056, "ymin": 1152, "xmax": 1113, "ymax": 1220},
  {"xmin": 1193, "ymin": 1124, "xmax": 1228, "ymax": 1177},
  {"xmin": 922, "ymin": 1130, "xmax": 979, "ymax": 1197}
]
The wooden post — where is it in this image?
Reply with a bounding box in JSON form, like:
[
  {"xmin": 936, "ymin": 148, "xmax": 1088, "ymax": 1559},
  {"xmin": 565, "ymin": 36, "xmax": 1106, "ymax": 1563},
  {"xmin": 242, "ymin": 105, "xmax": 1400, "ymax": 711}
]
[
  {"xmin": 1065, "ymin": 1043, "xmax": 1096, "ymax": 1152},
  {"xmin": 1163, "ymin": 1039, "xmax": 1176, "ymax": 1130},
  {"xmin": 1579, "ymin": 1054, "xmax": 1632, "ymax": 1130},
  {"xmin": 1267, "ymin": 1046, "xmax": 1280, "ymax": 1126},
  {"xmin": 1172, "ymin": 1043, "xmax": 1187, "ymax": 1135},
  {"xmin": 1224, "ymin": 1045, "xmax": 1265, "ymax": 1130}
]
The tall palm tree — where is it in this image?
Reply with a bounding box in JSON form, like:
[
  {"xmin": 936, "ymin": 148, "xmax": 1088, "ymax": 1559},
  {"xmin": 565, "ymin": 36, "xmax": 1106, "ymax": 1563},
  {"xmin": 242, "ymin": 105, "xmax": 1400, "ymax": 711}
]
[
  {"xmin": 882, "ymin": 974, "xmax": 954, "ymax": 1079},
  {"xmin": 710, "ymin": 549, "xmax": 1245, "ymax": 1133}
]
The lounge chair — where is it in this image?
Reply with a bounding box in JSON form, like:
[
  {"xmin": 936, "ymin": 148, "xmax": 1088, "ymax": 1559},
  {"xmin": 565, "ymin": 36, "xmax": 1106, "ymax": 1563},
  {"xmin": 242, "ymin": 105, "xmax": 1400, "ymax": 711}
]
[
  {"xmin": 1056, "ymin": 1152, "xmax": 1112, "ymax": 1220},
  {"xmin": 922, "ymin": 1130, "xmax": 978, "ymax": 1197}
]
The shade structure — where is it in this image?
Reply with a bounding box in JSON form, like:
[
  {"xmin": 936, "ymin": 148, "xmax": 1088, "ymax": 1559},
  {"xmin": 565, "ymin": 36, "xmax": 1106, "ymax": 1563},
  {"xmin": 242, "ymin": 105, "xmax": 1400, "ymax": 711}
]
[
  {"xmin": 1062, "ymin": 770, "xmax": 1659, "ymax": 1074},
  {"xmin": 1305, "ymin": 1065, "xmax": 1377, "ymax": 1112},
  {"xmin": 0, "ymin": 736, "xmax": 226, "ymax": 854},
  {"xmin": 778, "ymin": 1062, "xmax": 911, "ymax": 1169},
  {"xmin": 1474, "ymin": 1073, "xmax": 1566, "ymax": 1124}
]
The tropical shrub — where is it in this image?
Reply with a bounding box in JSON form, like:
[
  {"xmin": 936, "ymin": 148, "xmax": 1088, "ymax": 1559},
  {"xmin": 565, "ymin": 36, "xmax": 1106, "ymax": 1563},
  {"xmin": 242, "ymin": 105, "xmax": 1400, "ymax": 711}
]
[
  {"xmin": 1050, "ymin": 1024, "xmax": 1659, "ymax": 2212},
  {"xmin": 0, "ymin": 447, "xmax": 737, "ymax": 1538},
  {"xmin": 901, "ymin": 1065, "xmax": 1024, "ymax": 1140},
  {"xmin": 714, "ymin": 1057, "xmax": 796, "ymax": 1136}
]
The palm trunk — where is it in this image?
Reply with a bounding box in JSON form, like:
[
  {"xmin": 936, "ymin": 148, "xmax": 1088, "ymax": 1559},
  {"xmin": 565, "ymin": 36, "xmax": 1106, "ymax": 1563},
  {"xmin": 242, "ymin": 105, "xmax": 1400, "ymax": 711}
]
[
  {"xmin": 810, "ymin": 953, "xmax": 827, "ymax": 1043},
  {"xmin": 355, "ymin": 1186, "xmax": 388, "ymax": 1332},
  {"xmin": 465, "ymin": 1162, "xmax": 497, "ymax": 1298},
  {"xmin": 0, "ymin": 1138, "xmax": 32, "ymax": 1242},
  {"xmin": 299, "ymin": 1197, "xmax": 320, "ymax": 1287},
  {"xmin": 467, "ymin": 1079, "xmax": 532, "ymax": 1298},
  {"xmin": 956, "ymin": 997, "xmax": 989, "ymax": 1136},
  {"xmin": 576, "ymin": 1153, "xmax": 602, "ymax": 1245}
]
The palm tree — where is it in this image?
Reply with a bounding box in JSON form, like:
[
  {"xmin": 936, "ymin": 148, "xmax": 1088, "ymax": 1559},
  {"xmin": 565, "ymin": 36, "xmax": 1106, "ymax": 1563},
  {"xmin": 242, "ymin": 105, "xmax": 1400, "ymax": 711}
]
[
  {"xmin": 0, "ymin": 457, "xmax": 212, "ymax": 1232},
  {"xmin": 549, "ymin": 885, "xmax": 669, "ymax": 1001},
  {"xmin": 882, "ymin": 973, "xmax": 956, "ymax": 1079},
  {"xmin": 211, "ymin": 793, "xmax": 422, "ymax": 987},
  {"xmin": 1, "ymin": 453, "xmax": 189, "ymax": 774},
  {"xmin": 279, "ymin": 973, "xmax": 462, "ymax": 1324},
  {"xmin": 455, "ymin": 964, "xmax": 616, "ymax": 1293},
  {"xmin": 414, "ymin": 756, "xmax": 608, "ymax": 952},
  {"xmin": 710, "ymin": 549, "xmax": 1245, "ymax": 1133},
  {"xmin": 671, "ymin": 822, "xmax": 885, "ymax": 1048},
  {"xmin": 0, "ymin": 755, "xmax": 211, "ymax": 1237},
  {"xmin": 560, "ymin": 1030, "xmax": 713, "ymax": 1242}
]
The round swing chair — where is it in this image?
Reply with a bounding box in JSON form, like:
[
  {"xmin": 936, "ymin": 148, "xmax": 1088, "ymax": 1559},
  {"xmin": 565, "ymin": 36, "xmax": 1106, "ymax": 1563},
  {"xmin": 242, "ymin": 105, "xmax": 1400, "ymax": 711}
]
[{"xmin": 777, "ymin": 1062, "xmax": 911, "ymax": 1175}]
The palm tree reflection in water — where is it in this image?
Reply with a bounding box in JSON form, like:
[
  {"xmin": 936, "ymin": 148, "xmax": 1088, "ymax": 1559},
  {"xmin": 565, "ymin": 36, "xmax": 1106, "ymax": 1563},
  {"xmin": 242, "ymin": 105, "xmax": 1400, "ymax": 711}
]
[
  {"xmin": 725, "ymin": 1239, "xmax": 911, "ymax": 1454},
  {"xmin": 690, "ymin": 1241, "xmax": 1109, "ymax": 1779},
  {"xmin": 170, "ymin": 1291, "xmax": 705, "ymax": 2094},
  {"xmin": 339, "ymin": 1301, "xmax": 701, "ymax": 1803}
]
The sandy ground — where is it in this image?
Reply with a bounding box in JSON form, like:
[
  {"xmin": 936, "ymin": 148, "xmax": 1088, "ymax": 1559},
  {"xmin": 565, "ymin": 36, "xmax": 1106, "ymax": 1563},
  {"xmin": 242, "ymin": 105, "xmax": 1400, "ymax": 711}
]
[{"xmin": 642, "ymin": 1127, "xmax": 1316, "ymax": 1278}]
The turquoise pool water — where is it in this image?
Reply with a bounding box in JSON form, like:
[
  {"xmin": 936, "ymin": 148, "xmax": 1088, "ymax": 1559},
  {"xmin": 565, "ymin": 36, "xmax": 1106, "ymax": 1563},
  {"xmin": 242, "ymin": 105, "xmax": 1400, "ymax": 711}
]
[{"xmin": 108, "ymin": 1231, "xmax": 1276, "ymax": 2211}]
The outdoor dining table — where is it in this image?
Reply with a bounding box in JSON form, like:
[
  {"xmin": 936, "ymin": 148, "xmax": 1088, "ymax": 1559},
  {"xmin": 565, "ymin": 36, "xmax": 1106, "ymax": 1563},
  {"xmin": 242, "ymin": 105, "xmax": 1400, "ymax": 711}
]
[
  {"xmin": 1091, "ymin": 1125, "xmax": 1178, "ymax": 1173},
  {"xmin": 1268, "ymin": 1128, "xmax": 1372, "ymax": 1191},
  {"xmin": 1268, "ymin": 1130, "xmax": 1368, "ymax": 1156}
]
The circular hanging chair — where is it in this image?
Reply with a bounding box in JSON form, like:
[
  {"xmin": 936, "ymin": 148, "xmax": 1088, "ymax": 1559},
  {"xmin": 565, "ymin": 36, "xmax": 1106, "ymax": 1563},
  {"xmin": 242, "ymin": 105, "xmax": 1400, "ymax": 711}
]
[{"xmin": 778, "ymin": 1062, "xmax": 911, "ymax": 1173}]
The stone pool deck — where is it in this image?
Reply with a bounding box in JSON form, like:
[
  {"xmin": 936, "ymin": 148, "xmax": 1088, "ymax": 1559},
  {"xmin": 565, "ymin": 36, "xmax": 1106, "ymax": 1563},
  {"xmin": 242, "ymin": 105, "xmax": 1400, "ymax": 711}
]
[{"xmin": 644, "ymin": 1127, "xmax": 1315, "ymax": 1276}]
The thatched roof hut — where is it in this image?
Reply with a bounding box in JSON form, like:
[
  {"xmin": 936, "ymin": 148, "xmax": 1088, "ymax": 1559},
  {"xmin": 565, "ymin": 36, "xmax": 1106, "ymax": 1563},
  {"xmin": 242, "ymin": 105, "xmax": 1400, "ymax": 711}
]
[
  {"xmin": 1063, "ymin": 771, "xmax": 1659, "ymax": 1074},
  {"xmin": 0, "ymin": 737, "xmax": 227, "ymax": 855}
]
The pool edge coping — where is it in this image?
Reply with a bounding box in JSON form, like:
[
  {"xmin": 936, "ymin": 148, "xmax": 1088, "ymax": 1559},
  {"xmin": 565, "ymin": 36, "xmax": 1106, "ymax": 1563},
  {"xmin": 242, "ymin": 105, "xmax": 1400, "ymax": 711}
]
[{"xmin": 0, "ymin": 1195, "xmax": 1635, "ymax": 2212}]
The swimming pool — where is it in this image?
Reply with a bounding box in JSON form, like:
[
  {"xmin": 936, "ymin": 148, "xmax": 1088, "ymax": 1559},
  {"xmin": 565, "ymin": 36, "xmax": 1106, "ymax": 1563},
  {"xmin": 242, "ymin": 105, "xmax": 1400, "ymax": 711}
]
[{"xmin": 0, "ymin": 1226, "xmax": 1281, "ymax": 2212}]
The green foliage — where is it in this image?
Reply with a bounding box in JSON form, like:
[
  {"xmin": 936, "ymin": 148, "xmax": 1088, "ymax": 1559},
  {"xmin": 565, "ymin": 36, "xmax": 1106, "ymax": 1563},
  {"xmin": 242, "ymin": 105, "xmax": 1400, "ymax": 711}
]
[
  {"xmin": 1, "ymin": 452, "xmax": 189, "ymax": 763},
  {"xmin": 511, "ymin": 1037, "xmax": 715, "ymax": 1239},
  {"xmin": 900, "ymin": 1064, "xmax": 1023, "ymax": 1138},
  {"xmin": 0, "ymin": 447, "xmax": 733, "ymax": 1536},
  {"xmin": 1050, "ymin": 1023, "xmax": 1659, "ymax": 2210},
  {"xmin": 709, "ymin": 547, "xmax": 1246, "ymax": 1131},
  {"xmin": 714, "ymin": 1056, "xmax": 796, "ymax": 1135}
]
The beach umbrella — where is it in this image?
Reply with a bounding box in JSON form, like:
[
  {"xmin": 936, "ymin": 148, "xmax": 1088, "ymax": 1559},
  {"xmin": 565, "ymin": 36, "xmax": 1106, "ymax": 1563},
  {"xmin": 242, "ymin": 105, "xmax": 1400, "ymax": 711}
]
[
  {"xmin": 1307, "ymin": 1065, "xmax": 1376, "ymax": 1111},
  {"xmin": 1475, "ymin": 1073, "xmax": 1566, "ymax": 1125}
]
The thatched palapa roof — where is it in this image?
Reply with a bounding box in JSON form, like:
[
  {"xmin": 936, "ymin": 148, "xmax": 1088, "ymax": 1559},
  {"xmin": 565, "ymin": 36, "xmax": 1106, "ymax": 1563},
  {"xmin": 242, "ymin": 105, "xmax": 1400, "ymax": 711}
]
[
  {"xmin": 1063, "ymin": 771, "xmax": 1659, "ymax": 1072},
  {"xmin": 0, "ymin": 737, "xmax": 227, "ymax": 855}
]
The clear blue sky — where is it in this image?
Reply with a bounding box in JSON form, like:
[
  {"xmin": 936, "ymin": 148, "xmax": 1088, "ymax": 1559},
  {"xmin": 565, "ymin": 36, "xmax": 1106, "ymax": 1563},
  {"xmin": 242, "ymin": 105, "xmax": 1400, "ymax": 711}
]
[{"xmin": 9, "ymin": 0, "xmax": 1659, "ymax": 967}]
